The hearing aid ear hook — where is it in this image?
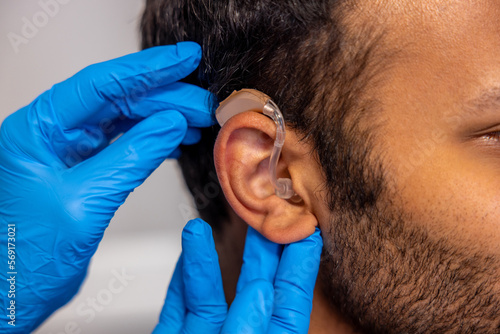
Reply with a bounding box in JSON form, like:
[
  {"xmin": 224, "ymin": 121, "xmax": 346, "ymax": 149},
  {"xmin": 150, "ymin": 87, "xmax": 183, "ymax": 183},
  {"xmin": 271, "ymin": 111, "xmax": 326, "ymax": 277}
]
[{"xmin": 216, "ymin": 89, "xmax": 296, "ymax": 200}]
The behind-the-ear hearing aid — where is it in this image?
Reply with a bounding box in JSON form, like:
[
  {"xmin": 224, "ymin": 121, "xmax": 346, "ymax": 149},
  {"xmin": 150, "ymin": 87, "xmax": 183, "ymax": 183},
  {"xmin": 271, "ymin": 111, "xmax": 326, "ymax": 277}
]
[{"xmin": 215, "ymin": 89, "xmax": 296, "ymax": 199}]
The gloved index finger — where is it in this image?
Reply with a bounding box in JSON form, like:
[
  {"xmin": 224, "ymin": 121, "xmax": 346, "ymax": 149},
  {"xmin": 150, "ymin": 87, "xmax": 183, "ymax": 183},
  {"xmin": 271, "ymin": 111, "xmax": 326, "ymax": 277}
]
[{"xmin": 49, "ymin": 42, "xmax": 204, "ymax": 130}]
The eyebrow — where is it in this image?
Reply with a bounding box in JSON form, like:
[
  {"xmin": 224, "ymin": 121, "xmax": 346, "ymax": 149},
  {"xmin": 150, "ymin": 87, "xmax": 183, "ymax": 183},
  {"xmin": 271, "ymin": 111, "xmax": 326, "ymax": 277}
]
[{"xmin": 464, "ymin": 87, "xmax": 500, "ymax": 116}]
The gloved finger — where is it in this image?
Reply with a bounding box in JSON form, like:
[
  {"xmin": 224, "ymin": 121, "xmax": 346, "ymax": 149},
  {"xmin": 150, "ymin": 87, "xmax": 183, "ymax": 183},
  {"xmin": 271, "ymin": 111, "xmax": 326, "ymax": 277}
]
[
  {"xmin": 54, "ymin": 120, "xmax": 196, "ymax": 167},
  {"xmin": 236, "ymin": 227, "xmax": 282, "ymax": 294},
  {"xmin": 48, "ymin": 42, "xmax": 205, "ymax": 130},
  {"xmin": 136, "ymin": 82, "xmax": 214, "ymax": 128},
  {"xmin": 267, "ymin": 228, "xmax": 323, "ymax": 333},
  {"xmin": 182, "ymin": 219, "xmax": 227, "ymax": 334},
  {"xmin": 48, "ymin": 82, "xmax": 213, "ymax": 166},
  {"xmin": 221, "ymin": 280, "xmax": 274, "ymax": 334},
  {"xmin": 153, "ymin": 256, "xmax": 186, "ymax": 334},
  {"xmin": 105, "ymin": 118, "xmax": 140, "ymax": 142},
  {"xmin": 73, "ymin": 81, "xmax": 213, "ymax": 127},
  {"xmin": 48, "ymin": 117, "xmax": 141, "ymax": 168},
  {"xmin": 70, "ymin": 110, "xmax": 188, "ymax": 232},
  {"xmin": 181, "ymin": 128, "xmax": 201, "ymax": 146},
  {"xmin": 50, "ymin": 122, "xmax": 110, "ymax": 167},
  {"xmin": 168, "ymin": 147, "xmax": 182, "ymax": 160}
]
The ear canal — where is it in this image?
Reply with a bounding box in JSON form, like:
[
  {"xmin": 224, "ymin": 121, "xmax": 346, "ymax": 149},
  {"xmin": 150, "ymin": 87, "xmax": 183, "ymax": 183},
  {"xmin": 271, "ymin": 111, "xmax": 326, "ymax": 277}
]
[{"xmin": 276, "ymin": 177, "xmax": 295, "ymax": 199}]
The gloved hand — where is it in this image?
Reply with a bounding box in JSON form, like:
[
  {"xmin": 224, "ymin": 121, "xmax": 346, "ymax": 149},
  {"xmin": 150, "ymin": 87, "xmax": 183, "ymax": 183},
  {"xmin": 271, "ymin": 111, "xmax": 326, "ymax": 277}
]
[
  {"xmin": 154, "ymin": 219, "xmax": 323, "ymax": 334},
  {"xmin": 0, "ymin": 42, "xmax": 213, "ymax": 333}
]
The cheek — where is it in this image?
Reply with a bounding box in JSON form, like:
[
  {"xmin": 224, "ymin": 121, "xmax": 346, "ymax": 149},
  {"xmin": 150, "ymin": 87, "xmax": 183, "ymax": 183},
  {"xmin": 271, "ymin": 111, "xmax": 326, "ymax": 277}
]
[{"xmin": 388, "ymin": 146, "xmax": 500, "ymax": 258}]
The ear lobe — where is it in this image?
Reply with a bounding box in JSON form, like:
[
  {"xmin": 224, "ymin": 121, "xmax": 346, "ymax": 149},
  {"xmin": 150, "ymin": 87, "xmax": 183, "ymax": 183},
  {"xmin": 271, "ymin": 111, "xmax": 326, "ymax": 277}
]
[{"xmin": 214, "ymin": 111, "xmax": 319, "ymax": 244}]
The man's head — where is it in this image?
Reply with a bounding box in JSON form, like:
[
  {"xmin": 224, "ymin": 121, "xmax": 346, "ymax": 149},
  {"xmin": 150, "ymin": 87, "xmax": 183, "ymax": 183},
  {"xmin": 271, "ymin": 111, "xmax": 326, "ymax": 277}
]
[{"xmin": 142, "ymin": 1, "xmax": 500, "ymax": 332}]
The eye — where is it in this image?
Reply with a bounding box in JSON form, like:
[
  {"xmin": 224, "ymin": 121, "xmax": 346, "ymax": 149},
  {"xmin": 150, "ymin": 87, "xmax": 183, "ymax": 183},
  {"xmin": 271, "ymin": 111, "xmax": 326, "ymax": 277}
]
[{"xmin": 481, "ymin": 132, "xmax": 500, "ymax": 143}]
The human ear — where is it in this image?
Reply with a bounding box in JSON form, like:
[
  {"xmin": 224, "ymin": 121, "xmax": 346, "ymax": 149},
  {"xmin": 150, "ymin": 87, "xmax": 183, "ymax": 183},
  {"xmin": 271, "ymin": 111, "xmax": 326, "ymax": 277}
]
[{"xmin": 214, "ymin": 111, "xmax": 321, "ymax": 244}]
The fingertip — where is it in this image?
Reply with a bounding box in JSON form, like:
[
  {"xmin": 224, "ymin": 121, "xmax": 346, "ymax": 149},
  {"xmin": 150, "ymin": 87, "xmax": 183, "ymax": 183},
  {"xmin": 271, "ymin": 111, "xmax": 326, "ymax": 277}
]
[
  {"xmin": 306, "ymin": 227, "xmax": 323, "ymax": 249},
  {"xmin": 138, "ymin": 110, "xmax": 188, "ymax": 152},
  {"xmin": 176, "ymin": 41, "xmax": 202, "ymax": 63},
  {"xmin": 125, "ymin": 109, "xmax": 187, "ymax": 142},
  {"xmin": 156, "ymin": 110, "xmax": 188, "ymax": 133},
  {"xmin": 168, "ymin": 147, "xmax": 181, "ymax": 159},
  {"xmin": 290, "ymin": 227, "xmax": 323, "ymax": 249},
  {"xmin": 181, "ymin": 127, "xmax": 202, "ymax": 145},
  {"xmin": 284, "ymin": 228, "xmax": 323, "ymax": 263},
  {"xmin": 182, "ymin": 218, "xmax": 213, "ymax": 246},
  {"xmin": 181, "ymin": 218, "xmax": 217, "ymax": 270},
  {"xmin": 153, "ymin": 82, "xmax": 214, "ymax": 128},
  {"xmin": 245, "ymin": 226, "xmax": 282, "ymax": 259}
]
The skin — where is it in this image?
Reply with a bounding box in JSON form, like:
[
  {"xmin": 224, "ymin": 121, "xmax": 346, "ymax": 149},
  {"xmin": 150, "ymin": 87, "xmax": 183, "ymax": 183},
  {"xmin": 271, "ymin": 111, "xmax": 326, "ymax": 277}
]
[
  {"xmin": 215, "ymin": 1, "xmax": 500, "ymax": 332},
  {"xmin": 314, "ymin": 1, "xmax": 500, "ymax": 332},
  {"xmin": 364, "ymin": 0, "xmax": 500, "ymax": 258}
]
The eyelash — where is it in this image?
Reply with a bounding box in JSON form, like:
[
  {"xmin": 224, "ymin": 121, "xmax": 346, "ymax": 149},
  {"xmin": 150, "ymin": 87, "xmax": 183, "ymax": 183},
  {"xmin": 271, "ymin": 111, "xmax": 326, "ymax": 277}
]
[{"xmin": 481, "ymin": 132, "xmax": 500, "ymax": 142}]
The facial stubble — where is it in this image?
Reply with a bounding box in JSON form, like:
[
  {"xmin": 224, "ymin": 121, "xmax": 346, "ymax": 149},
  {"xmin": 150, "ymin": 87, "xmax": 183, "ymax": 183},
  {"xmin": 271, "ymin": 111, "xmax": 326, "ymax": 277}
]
[{"xmin": 319, "ymin": 182, "xmax": 500, "ymax": 333}]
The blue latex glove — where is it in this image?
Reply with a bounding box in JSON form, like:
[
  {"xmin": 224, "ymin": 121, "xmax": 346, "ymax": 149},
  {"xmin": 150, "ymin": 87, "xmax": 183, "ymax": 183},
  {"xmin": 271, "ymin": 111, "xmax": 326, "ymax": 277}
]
[
  {"xmin": 154, "ymin": 219, "xmax": 323, "ymax": 334},
  {"xmin": 0, "ymin": 42, "xmax": 213, "ymax": 333}
]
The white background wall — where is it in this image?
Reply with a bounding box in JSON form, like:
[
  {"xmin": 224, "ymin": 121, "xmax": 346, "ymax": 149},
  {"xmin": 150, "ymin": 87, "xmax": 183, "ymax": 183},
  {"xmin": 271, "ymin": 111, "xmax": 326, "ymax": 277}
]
[{"xmin": 0, "ymin": 1, "xmax": 198, "ymax": 332}]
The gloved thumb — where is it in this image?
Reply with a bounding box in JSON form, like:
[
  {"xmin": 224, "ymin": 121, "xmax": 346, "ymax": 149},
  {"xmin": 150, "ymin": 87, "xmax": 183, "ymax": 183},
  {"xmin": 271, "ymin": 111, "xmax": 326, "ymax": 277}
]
[{"xmin": 68, "ymin": 110, "xmax": 188, "ymax": 232}]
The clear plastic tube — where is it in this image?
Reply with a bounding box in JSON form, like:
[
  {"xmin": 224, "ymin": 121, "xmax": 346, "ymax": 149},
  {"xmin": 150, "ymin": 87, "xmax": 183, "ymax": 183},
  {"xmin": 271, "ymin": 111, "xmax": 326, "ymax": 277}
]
[{"xmin": 263, "ymin": 100, "xmax": 295, "ymax": 199}]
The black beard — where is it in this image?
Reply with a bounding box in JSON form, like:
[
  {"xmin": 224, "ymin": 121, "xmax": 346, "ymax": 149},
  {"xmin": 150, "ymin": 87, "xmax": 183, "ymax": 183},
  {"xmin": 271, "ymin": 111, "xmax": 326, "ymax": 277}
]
[{"xmin": 318, "ymin": 204, "xmax": 500, "ymax": 333}]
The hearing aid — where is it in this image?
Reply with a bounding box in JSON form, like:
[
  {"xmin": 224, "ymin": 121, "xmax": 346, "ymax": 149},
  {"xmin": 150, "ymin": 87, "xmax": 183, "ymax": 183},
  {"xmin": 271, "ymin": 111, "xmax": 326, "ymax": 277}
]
[{"xmin": 216, "ymin": 89, "xmax": 296, "ymax": 200}]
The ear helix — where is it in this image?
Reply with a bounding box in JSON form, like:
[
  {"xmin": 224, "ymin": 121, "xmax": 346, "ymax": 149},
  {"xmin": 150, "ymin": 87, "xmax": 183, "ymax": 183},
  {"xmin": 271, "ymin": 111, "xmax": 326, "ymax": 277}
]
[{"xmin": 215, "ymin": 89, "xmax": 298, "ymax": 200}]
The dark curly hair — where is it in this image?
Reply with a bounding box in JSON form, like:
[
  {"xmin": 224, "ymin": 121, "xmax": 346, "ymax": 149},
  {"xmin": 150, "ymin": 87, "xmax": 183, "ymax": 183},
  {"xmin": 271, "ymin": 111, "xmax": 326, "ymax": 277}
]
[{"xmin": 140, "ymin": 0, "xmax": 388, "ymax": 230}]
